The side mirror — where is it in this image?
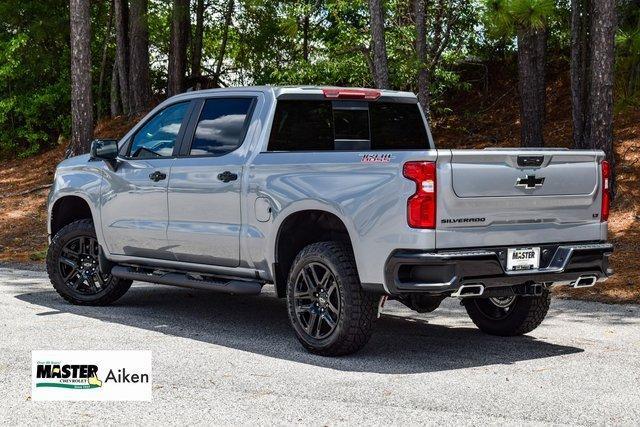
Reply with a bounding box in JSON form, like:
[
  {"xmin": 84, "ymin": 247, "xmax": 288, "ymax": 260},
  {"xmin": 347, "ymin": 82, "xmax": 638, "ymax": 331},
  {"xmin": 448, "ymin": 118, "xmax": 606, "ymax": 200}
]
[{"xmin": 90, "ymin": 139, "xmax": 119, "ymax": 169}]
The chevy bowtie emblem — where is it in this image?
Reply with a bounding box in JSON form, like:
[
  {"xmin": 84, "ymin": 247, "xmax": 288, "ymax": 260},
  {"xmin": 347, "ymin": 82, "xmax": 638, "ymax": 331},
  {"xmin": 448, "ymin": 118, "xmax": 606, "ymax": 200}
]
[{"xmin": 515, "ymin": 174, "xmax": 545, "ymax": 189}]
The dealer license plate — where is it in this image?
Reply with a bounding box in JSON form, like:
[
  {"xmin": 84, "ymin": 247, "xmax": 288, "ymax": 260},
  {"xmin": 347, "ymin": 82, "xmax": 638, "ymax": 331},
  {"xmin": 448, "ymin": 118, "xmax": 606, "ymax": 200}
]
[{"xmin": 507, "ymin": 247, "xmax": 540, "ymax": 271}]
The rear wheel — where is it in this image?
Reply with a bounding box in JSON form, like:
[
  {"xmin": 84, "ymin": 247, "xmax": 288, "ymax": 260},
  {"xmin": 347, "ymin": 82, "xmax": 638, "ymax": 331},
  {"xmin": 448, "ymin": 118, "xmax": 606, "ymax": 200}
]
[
  {"xmin": 463, "ymin": 291, "xmax": 551, "ymax": 336},
  {"xmin": 286, "ymin": 242, "xmax": 378, "ymax": 356},
  {"xmin": 46, "ymin": 219, "xmax": 132, "ymax": 305}
]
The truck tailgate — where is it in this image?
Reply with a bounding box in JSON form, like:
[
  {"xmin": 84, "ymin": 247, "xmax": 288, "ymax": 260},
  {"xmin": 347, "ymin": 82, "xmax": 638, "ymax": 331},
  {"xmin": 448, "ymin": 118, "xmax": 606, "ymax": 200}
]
[{"xmin": 436, "ymin": 149, "xmax": 607, "ymax": 249}]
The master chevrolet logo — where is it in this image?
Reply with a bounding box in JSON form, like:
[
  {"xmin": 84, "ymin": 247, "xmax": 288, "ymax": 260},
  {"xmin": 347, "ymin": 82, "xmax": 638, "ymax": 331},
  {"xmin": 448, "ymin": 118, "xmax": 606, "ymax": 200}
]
[
  {"xmin": 515, "ymin": 174, "xmax": 545, "ymax": 189},
  {"xmin": 32, "ymin": 351, "xmax": 152, "ymax": 401},
  {"xmin": 35, "ymin": 364, "xmax": 102, "ymax": 390}
]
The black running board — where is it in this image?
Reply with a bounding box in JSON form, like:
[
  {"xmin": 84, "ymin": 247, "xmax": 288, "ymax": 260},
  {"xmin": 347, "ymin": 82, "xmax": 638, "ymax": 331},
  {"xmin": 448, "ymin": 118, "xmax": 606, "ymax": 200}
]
[{"xmin": 111, "ymin": 266, "xmax": 263, "ymax": 295}]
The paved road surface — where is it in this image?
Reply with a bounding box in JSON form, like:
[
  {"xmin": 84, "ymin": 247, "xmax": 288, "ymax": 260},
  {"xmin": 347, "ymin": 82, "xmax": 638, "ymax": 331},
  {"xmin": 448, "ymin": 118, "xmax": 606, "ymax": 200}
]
[{"xmin": 1, "ymin": 266, "xmax": 639, "ymax": 425}]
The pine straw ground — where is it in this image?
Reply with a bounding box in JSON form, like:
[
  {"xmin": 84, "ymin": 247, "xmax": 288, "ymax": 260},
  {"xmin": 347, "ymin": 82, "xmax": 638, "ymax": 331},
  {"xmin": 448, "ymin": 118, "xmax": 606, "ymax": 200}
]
[{"xmin": 0, "ymin": 78, "xmax": 638, "ymax": 303}]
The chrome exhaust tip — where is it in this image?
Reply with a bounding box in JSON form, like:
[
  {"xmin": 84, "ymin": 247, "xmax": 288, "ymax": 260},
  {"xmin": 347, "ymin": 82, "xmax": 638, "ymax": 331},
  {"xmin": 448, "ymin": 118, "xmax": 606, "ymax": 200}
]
[
  {"xmin": 572, "ymin": 275, "xmax": 598, "ymax": 288},
  {"xmin": 451, "ymin": 284, "xmax": 485, "ymax": 298}
]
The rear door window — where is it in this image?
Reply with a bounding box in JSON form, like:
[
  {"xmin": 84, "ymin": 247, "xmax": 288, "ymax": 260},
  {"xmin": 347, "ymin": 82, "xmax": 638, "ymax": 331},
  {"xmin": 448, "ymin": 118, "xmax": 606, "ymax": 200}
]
[
  {"xmin": 268, "ymin": 101, "xmax": 334, "ymax": 151},
  {"xmin": 267, "ymin": 99, "xmax": 428, "ymax": 151},
  {"xmin": 188, "ymin": 98, "xmax": 254, "ymax": 156}
]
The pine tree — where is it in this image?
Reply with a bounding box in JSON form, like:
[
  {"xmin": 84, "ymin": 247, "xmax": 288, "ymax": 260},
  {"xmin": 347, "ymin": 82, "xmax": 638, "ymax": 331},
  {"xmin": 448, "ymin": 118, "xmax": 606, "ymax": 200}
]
[
  {"xmin": 68, "ymin": 0, "xmax": 93, "ymax": 156},
  {"xmin": 368, "ymin": 0, "xmax": 390, "ymax": 89},
  {"xmin": 484, "ymin": 0, "xmax": 554, "ymax": 147},
  {"xmin": 129, "ymin": 0, "xmax": 152, "ymax": 114},
  {"xmin": 168, "ymin": 0, "xmax": 190, "ymax": 96}
]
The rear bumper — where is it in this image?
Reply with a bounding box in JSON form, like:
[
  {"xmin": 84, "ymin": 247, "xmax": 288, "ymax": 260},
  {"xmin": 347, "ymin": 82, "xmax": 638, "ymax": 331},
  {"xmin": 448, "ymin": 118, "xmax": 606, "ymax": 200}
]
[{"xmin": 377, "ymin": 242, "xmax": 613, "ymax": 295}]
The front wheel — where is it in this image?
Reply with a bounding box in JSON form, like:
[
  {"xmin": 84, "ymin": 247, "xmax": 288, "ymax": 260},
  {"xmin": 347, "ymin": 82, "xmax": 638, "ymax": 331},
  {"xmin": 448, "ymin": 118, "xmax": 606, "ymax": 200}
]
[
  {"xmin": 286, "ymin": 242, "xmax": 378, "ymax": 356},
  {"xmin": 46, "ymin": 219, "xmax": 132, "ymax": 306},
  {"xmin": 463, "ymin": 291, "xmax": 551, "ymax": 336}
]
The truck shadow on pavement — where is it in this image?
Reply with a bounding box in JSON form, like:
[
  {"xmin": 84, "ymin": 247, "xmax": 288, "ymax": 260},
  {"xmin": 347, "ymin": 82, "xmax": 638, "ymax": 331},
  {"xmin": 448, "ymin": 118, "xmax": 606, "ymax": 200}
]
[{"xmin": 15, "ymin": 284, "xmax": 584, "ymax": 374}]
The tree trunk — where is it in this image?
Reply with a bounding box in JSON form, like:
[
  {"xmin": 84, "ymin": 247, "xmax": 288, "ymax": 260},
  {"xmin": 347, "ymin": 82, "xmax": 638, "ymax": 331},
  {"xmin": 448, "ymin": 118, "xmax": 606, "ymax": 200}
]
[
  {"xmin": 570, "ymin": 0, "xmax": 590, "ymax": 148},
  {"xmin": 191, "ymin": 0, "xmax": 205, "ymax": 81},
  {"xmin": 360, "ymin": 46, "xmax": 375, "ymax": 81},
  {"xmin": 213, "ymin": 0, "xmax": 234, "ymax": 86},
  {"xmin": 516, "ymin": 26, "xmax": 547, "ymax": 147},
  {"xmin": 110, "ymin": 60, "xmax": 122, "ymax": 117},
  {"xmin": 587, "ymin": 0, "xmax": 617, "ymax": 193},
  {"xmin": 97, "ymin": 0, "xmax": 114, "ymax": 120},
  {"xmin": 168, "ymin": 0, "xmax": 190, "ymax": 96},
  {"xmin": 302, "ymin": 14, "xmax": 310, "ymax": 61},
  {"xmin": 113, "ymin": 0, "xmax": 130, "ymax": 115},
  {"xmin": 414, "ymin": 0, "xmax": 430, "ymax": 115},
  {"xmin": 368, "ymin": 0, "xmax": 390, "ymax": 89},
  {"xmin": 69, "ymin": 0, "xmax": 94, "ymax": 157},
  {"xmin": 129, "ymin": 0, "xmax": 152, "ymax": 115}
]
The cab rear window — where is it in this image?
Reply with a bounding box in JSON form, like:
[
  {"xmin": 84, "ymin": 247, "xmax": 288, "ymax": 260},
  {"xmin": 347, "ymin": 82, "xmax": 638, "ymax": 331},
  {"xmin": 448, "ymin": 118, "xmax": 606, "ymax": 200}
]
[
  {"xmin": 370, "ymin": 103, "xmax": 429, "ymax": 150},
  {"xmin": 267, "ymin": 100, "xmax": 428, "ymax": 152}
]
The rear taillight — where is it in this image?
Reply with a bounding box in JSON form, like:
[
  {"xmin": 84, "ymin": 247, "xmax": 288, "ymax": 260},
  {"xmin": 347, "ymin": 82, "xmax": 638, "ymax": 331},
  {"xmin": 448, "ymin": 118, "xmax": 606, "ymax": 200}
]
[
  {"xmin": 403, "ymin": 161, "xmax": 437, "ymax": 228},
  {"xmin": 601, "ymin": 160, "xmax": 610, "ymax": 222}
]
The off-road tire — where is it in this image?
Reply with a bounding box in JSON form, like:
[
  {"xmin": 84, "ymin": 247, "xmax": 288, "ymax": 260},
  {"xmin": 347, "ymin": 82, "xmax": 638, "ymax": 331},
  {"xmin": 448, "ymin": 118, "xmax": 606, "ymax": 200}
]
[
  {"xmin": 464, "ymin": 291, "xmax": 551, "ymax": 336},
  {"xmin": 46, "ymin": 219, "xmax": 132, "ymax": 306},
  {"xmin": 286, "ymin": 241, "xmax": 378, "ymax": 356}
]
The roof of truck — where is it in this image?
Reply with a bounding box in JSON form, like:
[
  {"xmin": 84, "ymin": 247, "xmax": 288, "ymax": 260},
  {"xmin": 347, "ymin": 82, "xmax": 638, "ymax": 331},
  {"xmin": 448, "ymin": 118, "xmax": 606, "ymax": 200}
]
[
  {"xmin": 270, "ymin": 86, "xmax": 417, "ymax": 99},
  {"xmin": 170, "ymin": 85, "xmax": 418, "ymax": 101}
]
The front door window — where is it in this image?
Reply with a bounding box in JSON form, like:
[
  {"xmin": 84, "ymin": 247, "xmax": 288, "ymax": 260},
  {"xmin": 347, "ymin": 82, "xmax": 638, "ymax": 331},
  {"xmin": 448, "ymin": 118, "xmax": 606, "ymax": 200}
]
[{"xmin": 129, "ymin": 102, "xmax": 190, "ymax": 159}]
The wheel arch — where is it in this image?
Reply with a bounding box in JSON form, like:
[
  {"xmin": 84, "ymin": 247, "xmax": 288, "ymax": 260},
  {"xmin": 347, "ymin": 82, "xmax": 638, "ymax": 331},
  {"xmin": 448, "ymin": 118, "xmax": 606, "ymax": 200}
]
[
  {"xmin": 49, "ymin": 195, "xmax": 96, "ymax": 239},
  {"xmin": 272, "ymin": 208, "xmax": 358, "ymax": 298}
]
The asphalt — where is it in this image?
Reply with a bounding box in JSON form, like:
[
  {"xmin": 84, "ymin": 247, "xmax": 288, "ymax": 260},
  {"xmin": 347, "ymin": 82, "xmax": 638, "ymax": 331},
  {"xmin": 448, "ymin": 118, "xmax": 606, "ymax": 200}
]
[{"xmin": 1, "ymin": 266, "xmax": 639, "ymax": 425}]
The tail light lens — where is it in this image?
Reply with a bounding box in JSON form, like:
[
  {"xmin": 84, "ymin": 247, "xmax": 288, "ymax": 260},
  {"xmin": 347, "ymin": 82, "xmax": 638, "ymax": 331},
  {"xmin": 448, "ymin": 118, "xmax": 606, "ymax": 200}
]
[
  {"xmin": 601, "ymin": 160, "xmax": 610, "ymax": 222},
  {"xmin": 403, "ymin": 161, "xmax": 437, "ymax": 228}
]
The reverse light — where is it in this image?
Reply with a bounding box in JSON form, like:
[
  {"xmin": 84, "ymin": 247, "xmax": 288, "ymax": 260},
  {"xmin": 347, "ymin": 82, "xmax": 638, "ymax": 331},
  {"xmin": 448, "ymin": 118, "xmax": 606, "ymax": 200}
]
[
  {"xmin": 601, "ymin": 160, "xmax": 610, "ymax": 222},
  {"xmin": 322, "ymin": 88, "xmax": 381, "ymax": 100},
  {"xmin": 403, "ymin": 161, "xmax": 437, "ymax": 229}
]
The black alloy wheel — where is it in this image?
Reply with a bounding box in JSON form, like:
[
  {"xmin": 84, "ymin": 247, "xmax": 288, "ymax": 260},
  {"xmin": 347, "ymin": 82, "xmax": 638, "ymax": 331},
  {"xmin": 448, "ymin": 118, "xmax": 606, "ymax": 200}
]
[
  {"xmin": 46, "ymin": 219, "xmax": 132, "ymax": 305},
  {"xmin": 58, "ymin": 235, "xmax": 110, "ymax": 296},
  {"xmin": 293, "ymin": 262, "xmax": 341, "ymax": 340}
]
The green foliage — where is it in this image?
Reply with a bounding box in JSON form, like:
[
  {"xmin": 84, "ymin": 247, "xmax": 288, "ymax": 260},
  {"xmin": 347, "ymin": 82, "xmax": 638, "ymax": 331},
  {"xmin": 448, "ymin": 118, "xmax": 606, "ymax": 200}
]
[
  {"xmin": 615, "ymin": 4, "xmax": 640, "ymax": 109},
  {"xmin": 483, "ymin": 0, "xmax": 555, "ymax": 37},
  {"xmin": 245, "ymin": 0, "xmax": 476, "ymax": 112},
  {"xmin": 0, "ymin": 0, "xmax": 634, "ymax": 158},
  {"xmin": 148, "ymin": 1, "xmax": 172, "ymax": 93},
  {"xmin": 0, "ymin": 0, "xmax": 71, "ymax": 158},
  {"xmin": 510, "ymin": 0, "xmax": 555, "ymax": 29},
  {"xmin": 252, "ymin": 0, "xmax": 373, "ymax": 87},
  {"xmin": 0, "ymin": 0, "xmax": 117, "ymax": 158},
  {"xmin": 484, "ymin": 0, "xmax": 516, "ymax": 35},
  {"xmin": 617, "ymin": 31, "xmax": 640, "ymax": 55}
]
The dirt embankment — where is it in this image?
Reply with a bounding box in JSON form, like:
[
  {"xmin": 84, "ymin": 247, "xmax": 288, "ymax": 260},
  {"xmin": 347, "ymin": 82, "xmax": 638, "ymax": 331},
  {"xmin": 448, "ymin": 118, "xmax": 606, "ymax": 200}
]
[{"xmin": 0, "ymin": 115, "xmax": 139, "ymax": 262}]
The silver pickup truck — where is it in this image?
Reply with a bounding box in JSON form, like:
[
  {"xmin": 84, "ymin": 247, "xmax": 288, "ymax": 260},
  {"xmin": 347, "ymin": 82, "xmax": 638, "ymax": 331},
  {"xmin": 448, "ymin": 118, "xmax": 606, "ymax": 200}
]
[{"xmin": 47, "ymin": 86, "xmax": 613, "ymax": 356}]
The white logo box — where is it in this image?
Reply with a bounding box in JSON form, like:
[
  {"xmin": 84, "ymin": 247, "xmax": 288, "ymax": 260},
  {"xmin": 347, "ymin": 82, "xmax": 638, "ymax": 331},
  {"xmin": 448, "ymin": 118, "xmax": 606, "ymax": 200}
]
[{"xmin": 32, "ymin": 350, "xmax": 152, "ymax": 401}]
